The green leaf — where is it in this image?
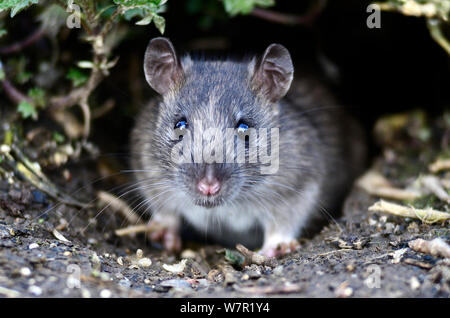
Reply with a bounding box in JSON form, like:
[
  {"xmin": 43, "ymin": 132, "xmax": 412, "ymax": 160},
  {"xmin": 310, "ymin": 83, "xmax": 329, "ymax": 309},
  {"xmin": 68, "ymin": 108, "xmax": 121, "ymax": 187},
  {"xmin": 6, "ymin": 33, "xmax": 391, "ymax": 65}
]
[
  {"xmin": 115, "ymin": 0, "xmax": 167, "ymax": 33},
  {"xmin": 153, "ymin": 13, "xmax": 165, "ymax": 33},
  {"xmin": 66, "ymin": 68, "xmax": 88, "ymax": 87},
  {"xmin": 17, "ymin": 101, "xmax": 37, "ymax": 120},
  {"xmin": 27, "ymin": 87, "xmax": 46, "ymax": 108},
  {"xmin": 223, "ymin": 0, "xmax": 274, "ymax": 16},
  {"xmin": 53, "ymin": 132, "xmax": 65, "ymax": 144},
  {"xmin": 0, "ymin": 0, "xmax": 39, "ymax": 18},
  {"xmin": 135, "ymin": 13, "xmax": 153, "ymax": 25}
]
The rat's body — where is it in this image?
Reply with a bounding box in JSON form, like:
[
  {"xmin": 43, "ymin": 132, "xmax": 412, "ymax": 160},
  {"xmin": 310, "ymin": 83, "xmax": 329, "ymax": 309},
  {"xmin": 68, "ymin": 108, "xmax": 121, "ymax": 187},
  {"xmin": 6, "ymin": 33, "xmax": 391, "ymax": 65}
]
[{"xmin": 131, "ymin": 38, "xmax": 366, "ymax": 256}]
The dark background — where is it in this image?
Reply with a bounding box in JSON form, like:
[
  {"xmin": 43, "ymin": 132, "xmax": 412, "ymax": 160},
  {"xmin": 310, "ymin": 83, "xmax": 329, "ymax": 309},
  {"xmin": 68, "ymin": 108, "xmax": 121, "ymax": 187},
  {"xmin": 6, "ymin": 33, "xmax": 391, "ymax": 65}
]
[
  {"xmin": 95, "ymin": 0, "xmax": 450, "ymax": 160},
  {"xmin": 3, "ymin": 0, "xmax": 449, "ymax": 161}
]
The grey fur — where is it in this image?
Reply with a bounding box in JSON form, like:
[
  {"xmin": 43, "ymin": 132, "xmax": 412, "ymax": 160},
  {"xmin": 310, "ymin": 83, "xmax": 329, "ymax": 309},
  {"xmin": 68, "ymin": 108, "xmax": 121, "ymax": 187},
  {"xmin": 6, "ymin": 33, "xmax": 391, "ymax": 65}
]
[{"xmin": 130, "ymin": 38, "xmax": 366, "ymax": 251}]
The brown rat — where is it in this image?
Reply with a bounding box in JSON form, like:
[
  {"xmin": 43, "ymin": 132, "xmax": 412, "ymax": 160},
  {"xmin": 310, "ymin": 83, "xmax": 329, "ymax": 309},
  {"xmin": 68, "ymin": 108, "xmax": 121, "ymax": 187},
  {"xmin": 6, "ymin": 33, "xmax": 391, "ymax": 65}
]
[{"xmin": 130, "ymin": 37, "xmax": 366, "ymax": 257}]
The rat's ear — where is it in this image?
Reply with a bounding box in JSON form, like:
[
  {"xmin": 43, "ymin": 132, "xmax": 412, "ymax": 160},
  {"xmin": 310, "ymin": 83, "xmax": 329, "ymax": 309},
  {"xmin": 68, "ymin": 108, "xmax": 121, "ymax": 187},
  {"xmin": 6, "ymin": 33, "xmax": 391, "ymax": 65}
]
[
  {"xmin": 144, "ymin": 37, "xmax": 183, "ymax": 95},
  {"xmin": 252, "ymin": 44, "xmax": 294, "ymax": 102}
]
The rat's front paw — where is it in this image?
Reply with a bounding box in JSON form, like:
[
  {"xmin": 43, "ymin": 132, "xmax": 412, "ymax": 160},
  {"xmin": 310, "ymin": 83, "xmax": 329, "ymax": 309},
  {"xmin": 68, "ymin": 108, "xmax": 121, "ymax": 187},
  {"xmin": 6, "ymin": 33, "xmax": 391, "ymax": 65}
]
[
  {"xmin": 260, "ymin": 234, "xmax": 300, "ymax": 258},
  {"xmin": 147, "ymin": 214, "xmax": 181, "ymax": 253}
]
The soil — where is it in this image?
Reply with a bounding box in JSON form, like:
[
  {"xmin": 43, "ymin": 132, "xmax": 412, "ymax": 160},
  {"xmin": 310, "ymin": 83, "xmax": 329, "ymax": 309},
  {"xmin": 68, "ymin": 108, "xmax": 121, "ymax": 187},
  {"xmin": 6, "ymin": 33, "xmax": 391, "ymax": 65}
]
[{"xmin": 1, "ymin": 161, "xmax": 449, "ymax": 299}]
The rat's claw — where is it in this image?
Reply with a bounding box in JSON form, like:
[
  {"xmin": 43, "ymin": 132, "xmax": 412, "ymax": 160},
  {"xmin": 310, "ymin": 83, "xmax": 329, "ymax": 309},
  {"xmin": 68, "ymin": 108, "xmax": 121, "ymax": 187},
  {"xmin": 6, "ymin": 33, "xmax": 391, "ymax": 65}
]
[
  {"xmin": 146, "ymin": 215, "xmax": 182, "ymax": 253},
  {"xmin": 260, "ymin": 239, "xmax": 300, "ymax": 258}
]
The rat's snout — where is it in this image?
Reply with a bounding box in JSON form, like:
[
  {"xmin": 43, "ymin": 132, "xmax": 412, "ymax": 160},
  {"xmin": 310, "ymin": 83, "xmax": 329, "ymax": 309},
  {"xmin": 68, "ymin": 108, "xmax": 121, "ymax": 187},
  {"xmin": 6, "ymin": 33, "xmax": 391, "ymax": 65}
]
[
  {"xmin": 197, "ymin": 177, "xmax": 221, "ymax": 196},
  {"xmin": 196, "ymin": 165, "xmax": 221, "ymax": 196}
]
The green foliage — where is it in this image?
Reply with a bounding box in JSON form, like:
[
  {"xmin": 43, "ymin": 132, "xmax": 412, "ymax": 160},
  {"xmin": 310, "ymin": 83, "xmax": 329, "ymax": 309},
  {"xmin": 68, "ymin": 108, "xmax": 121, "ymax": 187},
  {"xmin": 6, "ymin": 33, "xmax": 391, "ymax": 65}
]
[
  {"xmin": 0, "ymin": 0, "xmax": 39, "ymax": 17},
  {"xmin": 114, "ymin": 0, "xmax": 167, "ymax": 33},
  {"xmin": 53, "ymin": 132, "xmax": 65, "ymax": 143},
  {"xmin": 28, "ymin": 87, "xmax": 46, "ymax": 108},
  {"xmin": 66, "ymin": 68, "xmax": 89, "ymax": 87},
  {"xmin": 223, "ymin": 0, "xmax": 274, "ymax": 16},
  {"xmin": 17, "ymin": 101, "xmax": 37, "ymax": 120}
]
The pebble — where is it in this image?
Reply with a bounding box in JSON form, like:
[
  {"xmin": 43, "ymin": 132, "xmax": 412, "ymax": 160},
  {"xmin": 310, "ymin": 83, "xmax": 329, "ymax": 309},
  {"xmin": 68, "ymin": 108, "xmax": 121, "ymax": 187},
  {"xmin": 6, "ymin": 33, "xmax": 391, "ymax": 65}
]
[
  {"xmin": 81, "ymin": 289, "xmax": 91, "ymax": 298},
  {"xmin": 117, "ymin": 256, "xmax": 124, "ymax": 266},
  {"xmin": 118, "ymin": 279, "xmax": 132, "ymax": 288},
  {"xmin": 160, "ymin": 279, "xmax": 192, "ymax": 290},
  {"xmin": 28, "ymin": 243, "xmax": 39, "ymax": 250},
  {"xmin": 273, "ymin": 265, "xmax": 284, "ymax": 276},
  {"xmin": 138, "ymin": 258, "xmax": 152, "ymax": 268},
  {"xmin": 335, "ymin": 282, "xmax": 353, "ymax": 298},
  {"xmin": 20, "ymin": 267, "xmax": 31, "ymax": 277},
  {"xmin": 136, "ymin": 249, "xmax": 143, "ymax": 258},
  {"xmin": 100, "ymin": 289, "xmax": 112, "ymax": 298},
  {"xmin": 162, "ymin": 259, "xmax": 187, "ymax": 274},
  {"xmin": 410, "ymin": 277, "xmax": 420, "ymax": 290},
  {"xmin": 28, "ymin": 285, "xmax": 42, "ymax": 296}
]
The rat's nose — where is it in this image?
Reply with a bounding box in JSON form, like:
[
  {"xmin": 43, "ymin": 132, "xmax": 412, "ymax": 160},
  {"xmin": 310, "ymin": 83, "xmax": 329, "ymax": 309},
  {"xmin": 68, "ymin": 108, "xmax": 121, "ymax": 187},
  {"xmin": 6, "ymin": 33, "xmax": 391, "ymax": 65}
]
[{"xmin": 197, "ymin": 177, "xmax": 221, "ymax": 196}]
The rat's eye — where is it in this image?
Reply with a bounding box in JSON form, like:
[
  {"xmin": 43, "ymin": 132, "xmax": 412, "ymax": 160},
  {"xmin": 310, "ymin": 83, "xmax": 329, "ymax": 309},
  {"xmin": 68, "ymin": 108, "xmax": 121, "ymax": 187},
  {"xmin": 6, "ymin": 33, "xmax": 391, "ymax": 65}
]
[
  {"xmin": 236, "ymin": 122, "xmax": 249, "ymax": 136},
  {"xmin": 174, "ymin": 119, "xmax": 188, "ymax": 140},
  {"xmin": 174, "ymin": 119, "xmax": 188, "ymax": 130}
]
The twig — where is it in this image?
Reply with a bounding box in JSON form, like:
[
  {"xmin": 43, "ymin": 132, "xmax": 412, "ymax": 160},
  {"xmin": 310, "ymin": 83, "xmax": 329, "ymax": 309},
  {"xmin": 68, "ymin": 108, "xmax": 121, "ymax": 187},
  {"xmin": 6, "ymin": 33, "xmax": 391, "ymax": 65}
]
[
  {"xmin": 357, "ymin": 170, "xmax": 421, "ymax": 201},
  {"xmin": 427, "ymin": 19, "xmax": 450, "ymax": 55},
  {"xmin": 420, "ymin": 175, "xmax": 450, "ymax": 204},
  {"xmin": 97, "ymin": 190, "xmax": 140, "ymax": 224},
  {"xmin": 429, "ymin": 158, "xmax": 450, "ymax": 173},
  {"xmin": 409, "ymin": 238, "xmax": 450, "ymax": 259},
  {"xmin": 0, "ymin": 28, "xmax": 45, "ymax": 55},
  {"xmin": 115, "ymin": 222, "xmax": 164, "ymax": 237},
  {"xmin": 1, "ymin": 78, "xmax": 33, "ymax": 105},
  {"xmin": 0, "ymin": 286, "xmax": 21, "ymax": 298},
  {"xmin": 368, "ymin": 200, "xmax": 450, "ymax": 224},
  {"xmin": 236, "ymin": 244, "xmax": 278, "ymax": 267}
]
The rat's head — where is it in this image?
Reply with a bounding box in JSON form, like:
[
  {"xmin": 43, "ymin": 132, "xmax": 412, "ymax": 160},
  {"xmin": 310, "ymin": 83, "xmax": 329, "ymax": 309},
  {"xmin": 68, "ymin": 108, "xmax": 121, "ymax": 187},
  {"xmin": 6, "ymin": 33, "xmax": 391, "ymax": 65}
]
[{"xmin": 142, "ymin": 37, "xmax": 293, "ymax": 208}]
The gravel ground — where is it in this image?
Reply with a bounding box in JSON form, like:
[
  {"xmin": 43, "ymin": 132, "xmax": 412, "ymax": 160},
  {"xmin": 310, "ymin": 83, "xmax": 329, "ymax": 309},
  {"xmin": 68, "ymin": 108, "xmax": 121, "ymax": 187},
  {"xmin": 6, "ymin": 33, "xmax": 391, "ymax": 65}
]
[{"xmin": 0, "ymin": 169, "xmax": 449, "ymax": 298}]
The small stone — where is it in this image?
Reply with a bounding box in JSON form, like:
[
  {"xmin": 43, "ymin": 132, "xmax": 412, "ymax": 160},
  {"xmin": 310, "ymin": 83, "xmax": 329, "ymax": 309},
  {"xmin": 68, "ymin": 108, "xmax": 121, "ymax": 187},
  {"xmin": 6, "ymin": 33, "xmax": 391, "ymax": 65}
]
[
  {"xmin": 117, "ymin": 256, "xmax": 124, "ymax": 266},
  {"xmin": 384, "ymin": 222, "xmax": 395, "ymax": 233},
  {"xmin": 368, "ymin": 218, "xmax": 377, "ymax": 226},
  {"xmin": 273, "ymin": 265, "xmax": 284, "ymax": 276},
  {"xmin": 138, "ymin": 257, "xmax": 152, "ymax": 267},
  {"xmin": 241, "ymin": 274, "xmax": 249, "ymax": 281},
  {"xmin": 28, "ymin": 285, "xmax": 42, "ymax": 296},
  {"xmin": 28, "ymin": 243, "xmax": 39, "ymax": 250},
  {"xmin": 118, "ymin": 279, "xmax": 131, "ymax": 288},
  {"xmin": 136, "ymin": 249, "xmax": 143, "ymax": 258},
  {"xmin": 162, "ymin": 259, "xmax": 187, "ymax": 274},
  {"xmin": 20, "ymin": 267, "xmax": 31, "ymax": 277},
  {"xmin": 81, "ymin": 289, "xmax": 91, "ymax": 298},
  {"xmin": 144, "ymin": 279, "xmax": 151, "ymax": 284},
  {"xmin": 63, "ymin": 251, "xmax": 72, "ymax": 257},
  {"xmin": 160, "ymin": 279, "xmax": 192, "ymax": 290},
  {"xmin": 335, "ymin": 282, "xmax": 353, "ymax": 298},
  {"xmin": 100, "ymin": 289, "xmax": 112, "ymax": 298},
  {"xmin": 410, "ymin": 277, "xmax": 420, "ymax": 290}
]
